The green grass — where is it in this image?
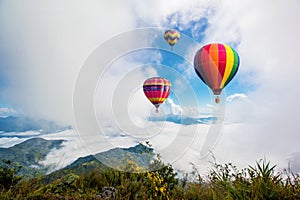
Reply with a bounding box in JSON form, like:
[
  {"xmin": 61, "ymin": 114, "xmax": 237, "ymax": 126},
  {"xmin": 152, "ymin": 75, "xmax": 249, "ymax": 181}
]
[{"xmin": 1, "ymin": 158, "xmax": 300, "ymax": 199}]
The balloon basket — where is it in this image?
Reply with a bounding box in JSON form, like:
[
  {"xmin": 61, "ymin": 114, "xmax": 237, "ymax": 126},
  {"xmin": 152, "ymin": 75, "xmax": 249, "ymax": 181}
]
[{"xmin": 215, "ymin": 96, "xmax": 220, "ymax": 104}]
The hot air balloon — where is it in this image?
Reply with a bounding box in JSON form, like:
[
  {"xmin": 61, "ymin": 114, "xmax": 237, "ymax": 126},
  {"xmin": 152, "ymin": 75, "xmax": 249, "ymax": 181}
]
[
  {"xmin": 164, "ymin": 29, "xmax": 180, "ymax": 50},
  {"xmin": 143, "ymin": 77, "xmax": 171, "ymax": 112},
  {"xmin": 194, "ymin": 43, "xmax": 240, "ymax": 103}
]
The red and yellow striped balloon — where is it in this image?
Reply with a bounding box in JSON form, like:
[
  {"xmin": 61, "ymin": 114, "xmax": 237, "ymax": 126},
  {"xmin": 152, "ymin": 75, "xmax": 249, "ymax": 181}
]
[
  {"xmin": 143, "ymin": 77, "xmax": 171, "ymax": 112},
  {"xmin": 164, "ymin": 29, "xmax": 180, "ymax": 50},
  {"xmin": 194, "ymin": 43, "xmax": 239, "ymax": 102}
]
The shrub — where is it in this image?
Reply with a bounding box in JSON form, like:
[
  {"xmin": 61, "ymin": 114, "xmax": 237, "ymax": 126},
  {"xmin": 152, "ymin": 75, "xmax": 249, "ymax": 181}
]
[{"xmin": 0, "ymin": 160, "xmax": 22, "ymax": 190}]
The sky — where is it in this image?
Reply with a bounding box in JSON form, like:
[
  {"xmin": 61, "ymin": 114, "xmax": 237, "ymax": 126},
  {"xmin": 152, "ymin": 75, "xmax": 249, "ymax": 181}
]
[{"xmin": 1, "ymin": 0, "xmax": 300, "ymax": 173}]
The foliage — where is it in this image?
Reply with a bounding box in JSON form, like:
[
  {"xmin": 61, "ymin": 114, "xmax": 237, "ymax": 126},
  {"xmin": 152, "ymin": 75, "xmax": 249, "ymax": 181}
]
[
  {"xmin": 1, "ymin": 154, "xmax": 300, "ymax": 199},
  {"xmin": 0, "ymin": 160, "xmax": 22, "ymax": 190},
  {"xmin": 205, "ymin": 159, "xmax": 300, "ymax": 200},
  {"xmin": 0, "ymin": 138, "xmax": 64, "ymax": 177}
]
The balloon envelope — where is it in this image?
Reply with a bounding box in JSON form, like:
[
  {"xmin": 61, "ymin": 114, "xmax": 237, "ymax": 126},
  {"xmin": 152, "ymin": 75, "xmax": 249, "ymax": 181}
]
[
  {"xmin": 194, "ymin": 43, "xmax": 239, "ymax": 95},
  {"xmin": 164, "ymin": 29, "xmax": 180, "ymax": 49},
  {"xmin": 143, "ymin": 77, "xmax": 171, "ymax": 111}
]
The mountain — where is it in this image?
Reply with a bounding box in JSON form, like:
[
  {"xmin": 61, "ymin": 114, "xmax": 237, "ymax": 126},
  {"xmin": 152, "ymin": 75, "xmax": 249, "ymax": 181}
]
[
  {"xmin": 70, "ymin": 143, "xmax": 153, "ymax": 169},
  {"xmin": 151, "ymin": 113, "xmax": 217, "ymax": 125},
  {"xmin": 0, "ymin": 116, "xmax": 71, "ymax": 134},
  {"xmin": 0, "ymin": 137, "xmax": 64, "ymax": 176},
  {"xmin": 0, "ymin": 137, "xmax": 154, "ymax": 181},
  {"xmin": 44, "ymin": 143, "xmax": 155, "ymax": 182}
]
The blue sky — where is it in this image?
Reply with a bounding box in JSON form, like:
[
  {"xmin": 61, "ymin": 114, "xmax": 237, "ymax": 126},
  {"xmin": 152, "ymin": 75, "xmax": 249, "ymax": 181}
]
[
  {"xmin": 0, "ymin": 0, "xmax": 300, "ymax": 173},
  {"xmin": 0, "ymin": 1, "xmax": 244, "ymax": 115},
  {"xmin": 0, "ymin": 1, "xmax": 249, "ymax": 119}
]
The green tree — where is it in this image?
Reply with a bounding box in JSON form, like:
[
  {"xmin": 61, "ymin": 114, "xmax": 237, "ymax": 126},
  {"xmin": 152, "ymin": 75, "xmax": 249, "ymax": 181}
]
[{"xmin": 0, "ymin": 160, "xmax": 22, "ymax": 190}]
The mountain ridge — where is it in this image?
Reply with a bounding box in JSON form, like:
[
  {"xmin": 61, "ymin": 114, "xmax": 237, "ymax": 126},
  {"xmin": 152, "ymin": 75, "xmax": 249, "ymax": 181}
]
[
  {"xmin": 0, "ymin": 116, "xmax": 71, "ymax": 134},
  {"xmin": 0, "ymin": 138, "xmax": 154, "ymax": 179},
  {"xmin": 151, "ymin": 113, "xmax": 217, "ymax": 125},
  {"xmin": 0, "ymin": 137, "xmax": 65, "ymax": 176}
]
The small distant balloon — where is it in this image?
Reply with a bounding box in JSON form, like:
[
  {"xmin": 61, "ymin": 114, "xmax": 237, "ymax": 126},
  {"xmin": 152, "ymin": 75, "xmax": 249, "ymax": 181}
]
[
  {"xmin": 164, "ymin": 29, "xmax": 180, "ymax": 50},
  {"xmin": 194, "ymin": 43, "xmax": 240, "ymax": 103},
  {"xmin": 143, "ymin": 77, "xmax": 171, "ymax": 113}
]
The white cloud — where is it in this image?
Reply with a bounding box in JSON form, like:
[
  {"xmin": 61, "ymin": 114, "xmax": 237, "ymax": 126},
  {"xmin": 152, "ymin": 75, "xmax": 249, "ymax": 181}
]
[
  {"xmin": 0, "ymin": 0, "xmax": 210, "ymax": 124},
  {"xmin": 33, "ymin": 122, "xmax": 211, "ymax": 173},
  {"xmin": 93, "ymin": 51, "xmax": 162, "ymax": 141},
  {"xmin": 288, "ymin": 152, "xmax": 300, "ymax": 173},
  {"xmin": 0, "ymin": 131, "xmax": 42, "ymax": 137},
  {"xmin": 165, "ymin": 98, "xmax": 182, "ymax": 115},
  {"xmin": 0, "ymin": 107, "xmax": 18, "ymax": 117},
  {"xmin": 0, "ymin": 1, "xmax": 137, "ymax": 124},
  {"xmin": 201, "ymin": 0, "xmax": 300, "ymax": 171},
  {"xmin": 226, "ymin": 93, "xmax": 247, "ymax": 102},
  {"xmin": 38, "ymin": 130, "xmax": 90, "ymax": 171},
  {"xmin": 0, "ymin": 137, "xmax": 27, "ymax": 148},
  {"xmin": 132, "ymin": 0, "xmax": 213, "ymax": 27}
]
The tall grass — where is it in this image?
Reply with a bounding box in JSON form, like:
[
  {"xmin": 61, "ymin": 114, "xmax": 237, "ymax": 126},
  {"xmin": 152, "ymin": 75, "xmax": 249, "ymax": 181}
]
[{"xmin": 1, "ymin": 159, "xmax": 300, "ymax": 199}]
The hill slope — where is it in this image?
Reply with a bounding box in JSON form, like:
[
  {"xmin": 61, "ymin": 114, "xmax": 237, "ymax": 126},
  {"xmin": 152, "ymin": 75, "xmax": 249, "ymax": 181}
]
[
  {"xmin": 45, "ymin": 143, "xmax": 154, "ymax": 182},
  {"xmin": 0, "ymin": 137, "xmax": 64, "ymax": 176},
  {"xmin": 0, "ymin": 137, "xmax": 154, "ymax": 179}
]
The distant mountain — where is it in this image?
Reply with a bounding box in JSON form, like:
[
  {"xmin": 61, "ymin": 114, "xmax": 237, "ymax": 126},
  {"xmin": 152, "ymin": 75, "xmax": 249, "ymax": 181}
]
[
  {"xmin": 0, "ymin": 116, "xmax": 71, "ymax": 134},
  {"xmin": 66, "ymin": 143, "xmax": 153, "ymax": 171},
  {"xmin": 0, "ymin": 137, "xmax": 154, "ymax": 181},
  {"xmin": 151, "ymin": 113, "xmax": 217, "ymax": 125},
  {"xmin": 0, "ymin": 137, "xmax": 64, "ymax": 176},
  {"xmin": 45, "ymin": 143, "xmax": 154, "ymax": 182}
]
